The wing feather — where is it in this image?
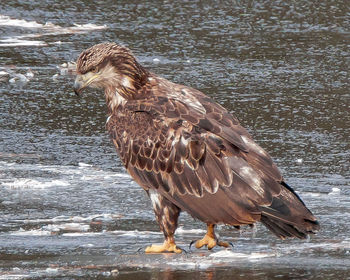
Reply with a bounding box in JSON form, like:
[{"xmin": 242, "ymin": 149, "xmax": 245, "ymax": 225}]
[{"xmin": 106, "ymin": 80, "xmax": 295, "ymax": 225}]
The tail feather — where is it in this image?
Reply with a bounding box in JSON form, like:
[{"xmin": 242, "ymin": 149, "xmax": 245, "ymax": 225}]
[
  {"xmin": 261, "ymin": 215, "xmax": 319, "ymax": 239},
  {"xmin": 259, "ymin": 181, "xmax": 320, "ymax": 239}
]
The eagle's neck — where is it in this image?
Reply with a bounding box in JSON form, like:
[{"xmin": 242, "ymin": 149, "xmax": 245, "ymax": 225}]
[
  {"xmin": 103, "ymin": 60, "xmax": 151, "ymax": 113},
  {"xmin": 105, "ymin": 87, "xmax": 128, "ymax": 113},
  {"xmin": 105, "ymin": 74, "xmax": 153, "ymax": 113}
]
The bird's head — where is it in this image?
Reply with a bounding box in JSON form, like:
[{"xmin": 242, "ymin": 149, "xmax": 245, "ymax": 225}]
[{"xmin": 74, "ymin": 43, "xmax": 149, "ymax": 100}]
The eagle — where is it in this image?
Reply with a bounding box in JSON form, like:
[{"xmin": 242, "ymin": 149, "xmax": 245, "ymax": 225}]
[{"xmin": 73, "ymin": 43, "xmax": 319, "ymax": 253}]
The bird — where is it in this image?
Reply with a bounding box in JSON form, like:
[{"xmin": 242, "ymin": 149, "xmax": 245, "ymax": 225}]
[{"xmin": 73, "ymin": 42, "xmax": 319, "ymax": 253}]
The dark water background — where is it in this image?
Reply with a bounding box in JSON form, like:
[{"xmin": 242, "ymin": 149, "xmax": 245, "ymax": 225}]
[{"xmin": 0, "ymin": 1, "xmax": 349, "ymax": 279}]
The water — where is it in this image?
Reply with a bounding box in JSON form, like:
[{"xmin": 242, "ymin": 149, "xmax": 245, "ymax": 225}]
[{"xmin": 0, "ymin": 1, "xmax": 349, "ymax": 279}]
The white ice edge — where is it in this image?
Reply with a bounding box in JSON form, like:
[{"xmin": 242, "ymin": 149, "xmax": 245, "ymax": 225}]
[
  {"xmin": 0, "ymin": 275, "xmax": 30, "ymax": 280},
  {"xmin": 210, "ymin": 250, "xmax": 276, "ymax": 259},
  {"xmin": 0, "ymin": 15, "xmax": 107, "ymax": 31},
  {"xmin": 11, "ymin": 213, "xmax": 122, "ymax": 224},
  {"xmin": 0, "ymin": 38, "xmax": 47, "ymax": 47},
  {"xmin": 0, "ymin": 15, "xmax": 43, "ymax": 28},
  {"xmin": 43, "ymin": 223, "xmax": 90, "ymax": 232},
  {"xmin": 329, "ymin": 187, "xmax": 341, "ymax": 195},
  {"xmin": 10, "ymin": 229, "xmax": 52, "ymax": 236},
  {"xmin": 165, "ymin": 261, "xmax": 211, "ymax": 269},
  {"xmin": 111, "ymin": 230, "xmax": 162, "ymax": 236},
  {"xmin": 62, "ymin": 230, "xmax": 162, "ymax": 237},
  {"xmin": 0, "ymin": 14, "xmax": 107, "ymax": 47},
  {"xmin": 9, "ymin": 228, "xmax": 162, "ymax": 237},
  {"xmin": 2, "ymin": 178, "xmax": 70, "ymax": 189},
  {"xmin": 175, "ymin": 227, "xmax": 206, "ymax": 235}
]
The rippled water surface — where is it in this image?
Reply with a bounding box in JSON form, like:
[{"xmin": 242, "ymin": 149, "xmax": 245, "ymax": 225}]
[{"xmin": 0, "ymin": 1, "xmax": 349, "ymax": 279}]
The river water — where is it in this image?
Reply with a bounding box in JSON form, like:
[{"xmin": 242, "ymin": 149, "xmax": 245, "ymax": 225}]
[{"xmin": 0, "ymin": 1, "xmax": 349, "ymax": 279}]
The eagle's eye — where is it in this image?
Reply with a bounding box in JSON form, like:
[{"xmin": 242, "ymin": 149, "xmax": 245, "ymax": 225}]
[{"xmin": 90, "ymin": 66, "xmax": 98, "ymax": 73}]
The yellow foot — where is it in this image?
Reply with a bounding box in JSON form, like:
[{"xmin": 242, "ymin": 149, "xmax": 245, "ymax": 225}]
[
  {"xmin": 192, "ymin": 235, "xmax": 231, "ymax": 250},
  {"xmin": 191, "ymin": 224, "xmax": 232, "ymax": 250},
  {"xmin": 145, "ymin": 240, "xmax": 182, "ymax": 254}
]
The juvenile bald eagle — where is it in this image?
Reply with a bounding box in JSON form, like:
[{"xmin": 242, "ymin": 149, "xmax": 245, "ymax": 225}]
[{"xmin": 74, "ymin": 43, "xmax": 319, "ymax": 253}]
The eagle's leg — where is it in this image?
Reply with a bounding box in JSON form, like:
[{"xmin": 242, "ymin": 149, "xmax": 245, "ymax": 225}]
[
  {"xmin": 193, "ymin": 224, "xmax": 230, "ymax": 250},
  {"xmin": 145, "ymin": 190, "xmax": 182, "ymax": 253}
]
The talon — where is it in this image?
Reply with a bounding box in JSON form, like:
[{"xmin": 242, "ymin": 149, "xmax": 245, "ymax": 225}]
[
  {"xmin": 189, "ymin": 240, "xmax": 196, "ymax": 250},
  {"xmin": 137, "ymin": 247, "xmax": 144, "ymax": 253},
  {"xmin": 177, "ymin": 245, "xmax": 188, "ymax": 254}
]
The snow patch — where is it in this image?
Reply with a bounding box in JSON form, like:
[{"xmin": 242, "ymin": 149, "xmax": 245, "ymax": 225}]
[
  {"xmin": 2, "ymin": 179, "xmax": 70, "ymax": 189},
  {"xmin": 210, "ymin": 250, "xmax": 276, "ymax": 259},
  {"xmin": 175, "ymin": 227, "xmax": 206, "ymax": 235},
  {"xmin": 329, "ymin": 187, "xmax": 340, "ymax": 195},
  {"xmin": 0, "ymin": 38, "xmax": 47, "ymax": 47},
  {"xmin": 0, "ymin": 14, "xmax": 107, "ymax": 47},
  {"xmin": 11, "ymin": 229, "xmax": 52, "ymax": 236},
  {"xmin": 0, "ymin": 15, "xmax": 43, "ymax": 28}
]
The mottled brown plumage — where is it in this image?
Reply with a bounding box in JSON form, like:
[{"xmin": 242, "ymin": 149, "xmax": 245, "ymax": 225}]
[{"xmin": 74, "ymin": 43, "xmax": 319, "ymax": 252}]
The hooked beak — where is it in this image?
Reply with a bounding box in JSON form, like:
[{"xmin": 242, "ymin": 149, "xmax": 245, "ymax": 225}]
[
  {"xmin": 73, "ymin": 73, "xmax": 99, "ymax": 96},
  {"xmin": 73, "ymin": 75, "xmax": 84, "ymax": 96}
]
